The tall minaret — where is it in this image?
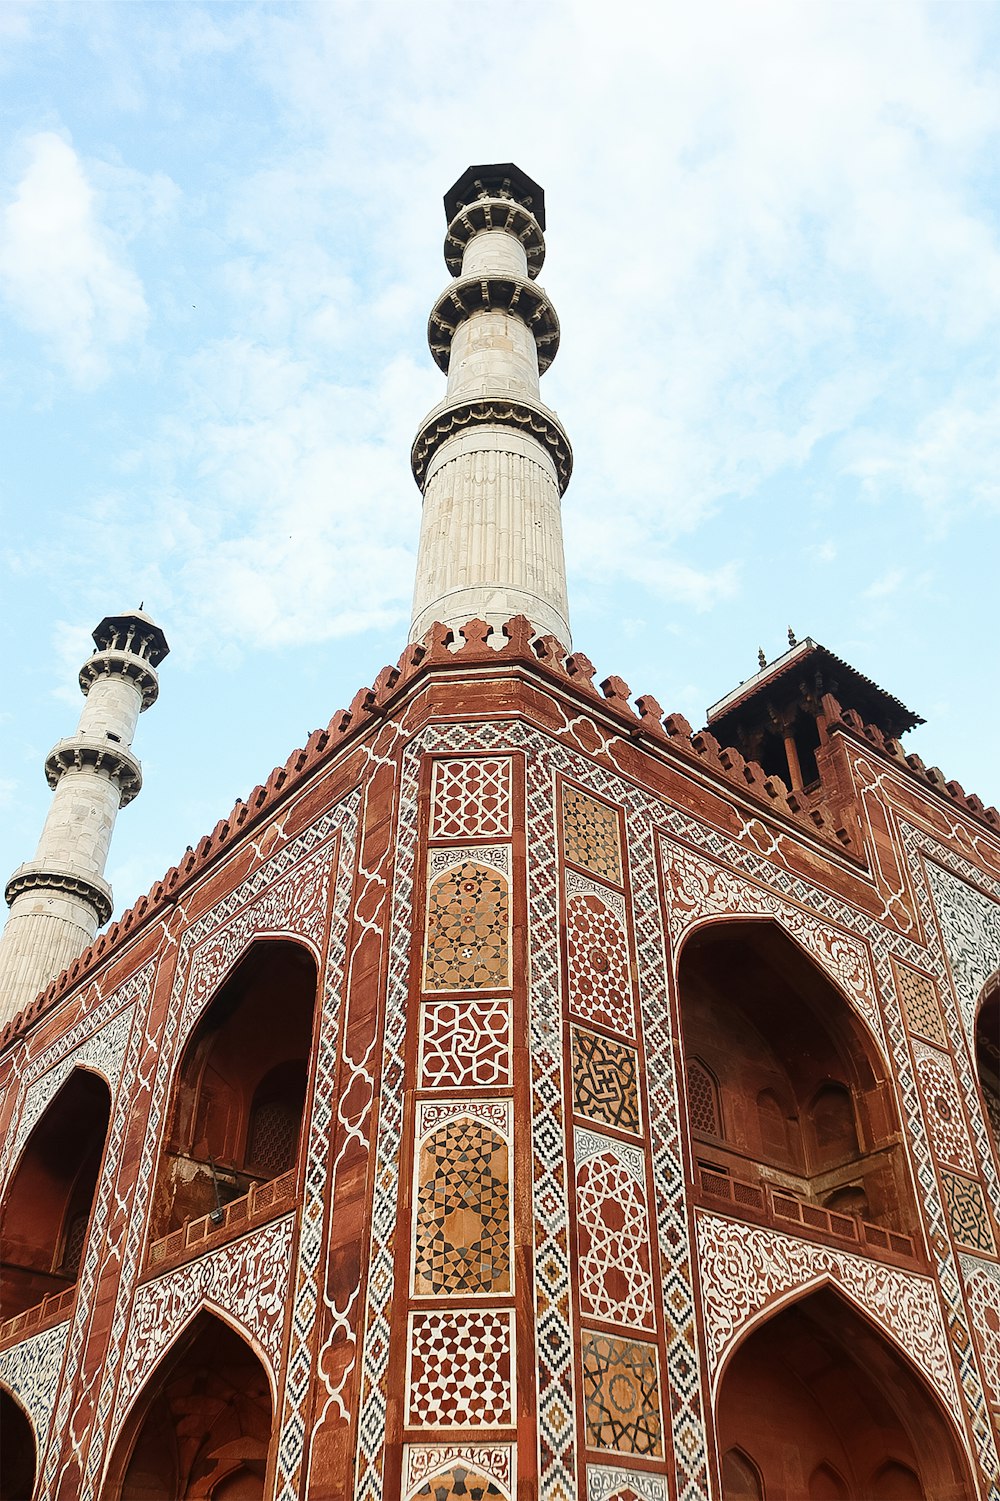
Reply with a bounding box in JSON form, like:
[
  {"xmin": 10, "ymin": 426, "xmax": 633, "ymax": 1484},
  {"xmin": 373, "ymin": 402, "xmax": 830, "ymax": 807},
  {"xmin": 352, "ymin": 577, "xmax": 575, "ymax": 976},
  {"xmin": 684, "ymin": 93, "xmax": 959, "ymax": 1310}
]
[
  {"xmin": 0, "ymin": 609, "xmax": 168, "ymax": 1026},
  {"xmin": 410, "ymin": 163, "xmax": 573, "ymax": 646}
]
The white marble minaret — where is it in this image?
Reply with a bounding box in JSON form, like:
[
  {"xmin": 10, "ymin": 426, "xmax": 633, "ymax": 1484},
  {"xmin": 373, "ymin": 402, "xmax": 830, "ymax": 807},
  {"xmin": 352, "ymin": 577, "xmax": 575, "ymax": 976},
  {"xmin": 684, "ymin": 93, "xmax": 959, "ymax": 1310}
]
[
  {"xmin": 409, "ymin": 163, "xmax": 573, "ymax": 647},
  {"xmin": 0, "ymin": 609, "xmax": 168, "ymax": 1026}
]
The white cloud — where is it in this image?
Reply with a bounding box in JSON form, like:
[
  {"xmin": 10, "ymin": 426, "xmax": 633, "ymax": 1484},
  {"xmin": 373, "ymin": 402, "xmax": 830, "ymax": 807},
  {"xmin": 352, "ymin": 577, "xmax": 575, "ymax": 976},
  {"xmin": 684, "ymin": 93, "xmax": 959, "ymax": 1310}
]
[
  {"xmin": 864, "ymin": 567, "xmax": 906, "ymax": 601},
  {"xmin": 0, "ymin": 132, "xmax": 150, "ymax": 385}
]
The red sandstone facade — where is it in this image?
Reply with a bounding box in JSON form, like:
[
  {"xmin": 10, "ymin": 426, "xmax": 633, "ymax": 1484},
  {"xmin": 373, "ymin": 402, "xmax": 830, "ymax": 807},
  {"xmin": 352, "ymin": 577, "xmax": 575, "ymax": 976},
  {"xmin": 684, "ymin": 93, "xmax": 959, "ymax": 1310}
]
[{"xmin": 0, "ymin": 617, "xmax": 999, "ymax": 1501}]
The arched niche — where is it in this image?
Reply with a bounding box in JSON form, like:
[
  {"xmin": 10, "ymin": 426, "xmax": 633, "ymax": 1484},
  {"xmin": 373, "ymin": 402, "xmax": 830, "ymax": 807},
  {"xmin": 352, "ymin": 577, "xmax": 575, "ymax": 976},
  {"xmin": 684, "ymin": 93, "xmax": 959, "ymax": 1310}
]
[
  {"xmin": 974, "ymin": 975, "xmax": 1000, "ymax": 1154},
  {"xmin": 678, "ymin": 919, "xmax": 915, "ymax": 1238},
  {"xmin": 102, "ymin": 1310, "xmax": 272, "ymax": 1500},
  {"xmin": 0, "ymin": 1386, "xmax": 36, "ymax": 1501},
  {"xmin": 0, "ymin": 1068, "xmax": 111, "ymax": 1322},
  {"xmin": 151, "ymin": 940, "xmax": 317, "ymax": 1241},
  {"xmin": 715, "ymin": 1286, "xmax": 973, "ymax": 1500}
]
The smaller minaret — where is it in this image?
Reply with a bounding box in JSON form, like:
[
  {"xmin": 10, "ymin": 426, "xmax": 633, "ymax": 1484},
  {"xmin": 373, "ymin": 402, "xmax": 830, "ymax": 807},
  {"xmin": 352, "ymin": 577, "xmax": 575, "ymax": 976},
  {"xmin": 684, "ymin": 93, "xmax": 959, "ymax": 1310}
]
[{"xmin": 0, "ymin": 609, "xmax": 168, "ymax": 1026}]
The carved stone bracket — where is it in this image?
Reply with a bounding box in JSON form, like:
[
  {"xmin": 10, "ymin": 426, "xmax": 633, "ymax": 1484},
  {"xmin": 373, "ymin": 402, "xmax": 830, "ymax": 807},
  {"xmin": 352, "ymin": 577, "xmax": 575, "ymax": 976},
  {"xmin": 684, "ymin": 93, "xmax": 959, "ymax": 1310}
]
[{"xmin": 411, "ymin": 397, "xmax": 573, "ymax": 493}]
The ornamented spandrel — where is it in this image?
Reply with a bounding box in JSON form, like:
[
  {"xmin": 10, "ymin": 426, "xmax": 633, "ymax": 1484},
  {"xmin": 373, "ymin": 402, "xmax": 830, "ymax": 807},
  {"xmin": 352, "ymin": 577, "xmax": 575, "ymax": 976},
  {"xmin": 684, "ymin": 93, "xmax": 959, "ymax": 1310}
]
[
  {"xmin": 424, "ymin": 860, "xmax": 510, "ymax": 991},
  {"xmin": 562, "ymin": 784, "xmax": 623, "ymax": 885},
  {"xmin": 571, "ymin": 1027, "xmax": 641, "ymax": 1135},
  {"xmin": 580, "ymin": 1331, "xmax": 663, "ymax": 1456},
  {"xmin": 413, "ymin": 1117, "xmax": 511, "ymax": 1296}
]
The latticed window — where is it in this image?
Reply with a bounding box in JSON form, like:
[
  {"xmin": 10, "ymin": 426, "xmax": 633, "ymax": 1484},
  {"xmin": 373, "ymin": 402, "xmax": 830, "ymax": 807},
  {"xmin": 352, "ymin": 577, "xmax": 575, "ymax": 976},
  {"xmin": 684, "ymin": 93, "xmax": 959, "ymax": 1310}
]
[
  {"xmin": 60, "ymin": 1210, "xmax": 89, "ymax": 1278},
  {"xmin": 687, "ymin": 1058, "xmax": 722, "ymax": 1137},
  {"xmin": 246, "ymin": 1098, "xmax": 299, "ymax": 1176}
]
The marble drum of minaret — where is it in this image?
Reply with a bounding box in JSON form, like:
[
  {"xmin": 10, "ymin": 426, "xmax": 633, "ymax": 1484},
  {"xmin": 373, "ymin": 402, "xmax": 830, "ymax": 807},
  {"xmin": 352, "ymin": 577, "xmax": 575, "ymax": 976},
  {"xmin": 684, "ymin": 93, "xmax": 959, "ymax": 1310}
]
[
  {"xmin": 0, "ymin": 610, "xmax": 168, "ymax": 1026},
  {"xmin": 409, "ymin": 163, "xmax": 574, "ymax": 649}
]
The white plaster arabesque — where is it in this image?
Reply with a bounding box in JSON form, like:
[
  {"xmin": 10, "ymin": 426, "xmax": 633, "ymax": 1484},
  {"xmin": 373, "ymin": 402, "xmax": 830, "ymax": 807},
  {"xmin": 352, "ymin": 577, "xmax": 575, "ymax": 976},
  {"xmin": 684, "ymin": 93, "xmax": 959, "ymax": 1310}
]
[
  {"xmin": 403, "ymin": 1442, "xmax": 513, "ymax": 1498},
  {"xmin": 565, "ymin": 868, "xmax": 627, "ymax": 923},
  {"xmin": 695, "ymin": 1211, "xmax": 962, "ymax": 1424},
  {"xmin": 586, "ymin": 1465, "xmax": 670, "ymax": 1501},
  {"xmin": 416, "ymin": 1097, "xmax": 511, "ymax": 1143},
  {"xmin": 427, "ymin": 843, "xmax": 511, "ymax": 879},
  {"xmin": 111, "ymin": 1214, "xmax": 294, "ymax": 1441},
  {"xmin": 0, "ymin": 1318, "xmax": 71, "ymax": 1460},
  {"xmin": 925, "ymin": 862, "xmax": 1000, "ymax": 1047}
]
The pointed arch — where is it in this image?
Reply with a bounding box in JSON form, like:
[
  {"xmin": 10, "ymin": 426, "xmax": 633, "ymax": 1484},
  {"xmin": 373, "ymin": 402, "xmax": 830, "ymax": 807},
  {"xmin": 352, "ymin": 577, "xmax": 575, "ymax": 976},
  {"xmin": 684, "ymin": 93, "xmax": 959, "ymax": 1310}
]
[
  {"xmin": 1, "ymin": 1067, "xmax": 111, "ymax": 1323},
  {"xmin": 974, "ymin": 971, "xmax": 1000, "ymax": 1155},
  {"xmin": 677, "ymin": 917, "xmax": 917, "ymax": 1246},
  {"xmin": 714, "ymin": 1284, "xmax": 973, "ymax": 1500},
  {"xmin": 721, "ymin": 1445, "xmax": 764, "ymax": 1499},
  {"xmin": 151, "ymin": 939, "xmax": 318, "ymax": 1242},
  {"xmin": 101, "ymin": 1309, "xmax": 273, "ymax": 1501},
  {"xmin": 0, "ymin": 1384, "xmax": 36, "ymax": 1501}
]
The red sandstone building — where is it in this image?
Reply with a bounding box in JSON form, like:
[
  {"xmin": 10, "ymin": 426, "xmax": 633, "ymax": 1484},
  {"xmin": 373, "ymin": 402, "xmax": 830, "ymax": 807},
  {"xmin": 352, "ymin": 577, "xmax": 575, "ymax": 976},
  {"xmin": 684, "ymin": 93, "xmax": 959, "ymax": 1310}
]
[{"xmin": 0, "ymin": 166, "xmax": 998, "ymax": 1501}]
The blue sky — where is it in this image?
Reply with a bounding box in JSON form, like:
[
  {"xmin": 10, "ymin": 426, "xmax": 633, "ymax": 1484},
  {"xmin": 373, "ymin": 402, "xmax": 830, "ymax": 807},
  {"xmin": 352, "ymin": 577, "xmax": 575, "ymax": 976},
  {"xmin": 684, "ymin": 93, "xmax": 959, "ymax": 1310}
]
[{"xmin": 2, "ymin": 1, "xmax": 1000, "ymax": 918}]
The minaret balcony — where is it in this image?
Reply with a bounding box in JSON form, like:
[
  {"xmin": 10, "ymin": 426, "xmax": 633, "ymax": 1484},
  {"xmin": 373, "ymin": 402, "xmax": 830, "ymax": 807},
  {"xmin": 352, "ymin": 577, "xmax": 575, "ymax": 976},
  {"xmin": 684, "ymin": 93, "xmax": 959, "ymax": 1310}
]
[
  {"xmin": 428, "ymin": 274, "xmax": 560, "ymax": 373},
  {"xmin": 44, "ymin": 735, "xmax": 143, "ymax": 804},
  {"xmin": 444, "ymin": 195, "xmax": 545, "ymax": 279},
  {"xmin": 411, "ymin": 392, "xmax": 573, "ymax": 493},
  {"xmin": 5, "ymin": 862, "xmax": 113, "ymax": 924},
  {"xmin": 79, "ymin": 647, "xmax": 160, "ymax": 709}
]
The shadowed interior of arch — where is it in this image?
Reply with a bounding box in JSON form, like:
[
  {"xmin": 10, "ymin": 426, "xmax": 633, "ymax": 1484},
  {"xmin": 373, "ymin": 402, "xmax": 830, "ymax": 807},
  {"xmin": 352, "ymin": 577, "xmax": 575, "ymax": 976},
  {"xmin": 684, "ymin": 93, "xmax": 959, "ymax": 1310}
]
[
  {"xmin": 102, "ymin": 1310, "xmax": 272, "ymax": 1501},
  {"xmin": 679, "ymin": 921, "xmax": 918, "ymax": 1243},
  {"xmin": 0, "ymin": 1068, "xmax": 111, "ymax": 1323},
  {"xmin": 975, "ymin": 983, "xmax": 1000, "ymax": 1153},
  {"xmin": 716, "ymin": 1286, "xmax": 973, "ymax": 1500},
  {"xmin": 0, "ymin": 1386, "xmax": 36, "ymax": 1501},
  {"xmin": 150, "ymin": 940, "xmax": 317, "ymax": 1242}
]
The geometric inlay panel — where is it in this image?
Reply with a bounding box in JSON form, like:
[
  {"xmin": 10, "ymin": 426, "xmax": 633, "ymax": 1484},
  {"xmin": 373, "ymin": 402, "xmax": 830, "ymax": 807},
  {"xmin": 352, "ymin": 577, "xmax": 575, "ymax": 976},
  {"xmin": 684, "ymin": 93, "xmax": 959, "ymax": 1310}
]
[
  {"xmin": 894, "ymin": 959, "xmax": 948, "ymax": 1048},
  {"xmin": 695, "ymin": 1211, "xmax": 963, "ymax": 1424},
  {"xmin": 959, "ymin": 1255, "xmax": 1000, "ymax": 1409},
  {"xmin": 413, "ymin": 1117, "xmax": 511, "ymax": 1296},
  {"xmin": 586, "ymin": 1467, "xmax": 670, "ymax": 1501},
  {"xmin": 914, "ymin": 1042, "xmax": 978, "ymax": 1173},
  {"xmin": 575, "ymin": 1129, "xmax": 654, "ymax": 1330},
  {"xmin": 562, "ymin": 784, "xmax": 623, "ymax": 885},
  {"xmin": 580, "ymin": 1331, "xmax": 663, "ymax": 1455},
  {"xmin": 420, "ymin": 998, "xmax": 511, "ymax": 1089},
  {"xmin": 431, "ymin": 757, "xmax": 513, "ymax": 840},
  {"xmin": 566, "ymin": 893, "xmax": 635, "ymax": 1037},
  {"xmin": 407, "ymin": 1309, "xmax": 514, "ymax": 1427},
  {"xmin": 571, "ymin": 1027, "xmax": 641, "ymax": 1135},
  {"xmin": 424, "ymin": 859, "xmax": 510, "ymax": 992},
  {"xmin": 941, "ymin": 1170, "xmax": 997, "ymax": 1254},
  {"xmin": 404, "ymin": 1442, "xmax": 513, "ymax": 1499}
]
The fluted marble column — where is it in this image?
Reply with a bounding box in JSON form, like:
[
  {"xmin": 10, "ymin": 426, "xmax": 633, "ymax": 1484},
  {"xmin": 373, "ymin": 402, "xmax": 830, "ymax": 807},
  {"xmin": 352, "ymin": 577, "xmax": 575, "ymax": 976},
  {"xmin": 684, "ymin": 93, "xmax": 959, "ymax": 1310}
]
[
  {"xmin": 410, "ymin": 163, "xmax": 573, "ymax": 647},
  {"xmin": 0, "ymin": 609, "xmax": 168, "ymax": 1025}
]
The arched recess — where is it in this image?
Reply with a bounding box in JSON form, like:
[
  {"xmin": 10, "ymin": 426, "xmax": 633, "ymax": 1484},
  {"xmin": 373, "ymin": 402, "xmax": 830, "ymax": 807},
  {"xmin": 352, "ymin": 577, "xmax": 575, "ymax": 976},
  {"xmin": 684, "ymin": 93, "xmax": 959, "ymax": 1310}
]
[
  {"xmin": 974, "ymin": 973, "xmax": 1000, "ymax": 1155},
  {"xmin": 715, "ymin": 1285, "xmax": 974, "ymax": 1500},
  {"xmin": 150, "ymin": 939, "xmax": 317, "ymax": 1241},
  {"xmin": 0, "ymin": 1385, "xmax": 36, "ymax": 1501},
  {"xmin": 101, "ymin": 1309, "xmax": 272, "ymax": 1500},
  {"xmin": 678, "ymin": 919, "xmax": 917, "ymax": 1239},
  {"xmin": 0, "ymin": 1068, "xmax": 111, "ymax": 1322}
]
